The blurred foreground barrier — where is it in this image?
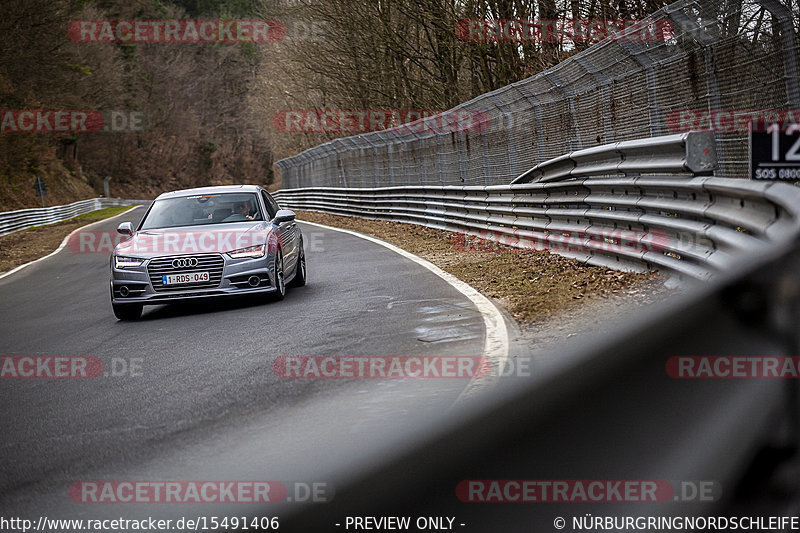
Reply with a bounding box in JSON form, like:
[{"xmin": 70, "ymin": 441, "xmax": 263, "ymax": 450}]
[{"xmin": 279, "ymin": 232, "xmax": 800, "ymax": 527}]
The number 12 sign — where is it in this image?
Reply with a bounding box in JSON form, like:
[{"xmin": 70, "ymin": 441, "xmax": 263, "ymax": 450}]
[{"xmin": 751, "ymin": 124, "xmax": 800, "ymax": 180}]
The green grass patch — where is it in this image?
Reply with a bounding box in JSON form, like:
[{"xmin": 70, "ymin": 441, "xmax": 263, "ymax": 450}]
[{"xmin": 73, "ymin": 205, "xmax": 135, "ymax": 220}]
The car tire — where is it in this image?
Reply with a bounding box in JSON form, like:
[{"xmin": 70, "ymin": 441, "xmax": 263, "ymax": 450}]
[
  {"xmin": 271, "ymin": 251, "xmax": 286, "ymax": 301},
  {"xmin": 289, "ymin": 242, "xmax": 306, "ymax": 287},
  {"xmin": 113, "ymin": 303, "xmax": 143, "ymax": 321}
]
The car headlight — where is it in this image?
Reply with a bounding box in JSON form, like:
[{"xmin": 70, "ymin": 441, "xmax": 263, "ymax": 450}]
[
  {"xmin": 114, "ymin": 256, "xmax": 145, "ymax": 269},
  {"xmin": 227, "ymin": 244, "xmax": 266, "ymax": 259}
]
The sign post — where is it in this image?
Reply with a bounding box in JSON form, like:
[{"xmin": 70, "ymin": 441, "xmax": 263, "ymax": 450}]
[{"xmin": 33, "ymin": 176, "xmax": 47, "ymax": 208}]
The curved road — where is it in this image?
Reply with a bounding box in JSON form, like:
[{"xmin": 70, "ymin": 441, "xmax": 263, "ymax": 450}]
[{"xmin": 0, "ymin": 206, "xmax": 493, "ymax": 521}]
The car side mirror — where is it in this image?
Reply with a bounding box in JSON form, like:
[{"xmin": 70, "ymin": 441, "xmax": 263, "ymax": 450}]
[
  {"xmin": 117, "ymin": 222, "xmax": 134, "ymax": 236},
  {"xmin": 273, "ymin": 209, "xmax": 296, "ymax": 224}
]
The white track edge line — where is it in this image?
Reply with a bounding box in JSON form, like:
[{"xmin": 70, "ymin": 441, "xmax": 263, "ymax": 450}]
[
  {"xmin": 0, "ymin": 205, "xmax": 141, "ymax": 281},
  {"xmin": 297, "ymin": 219, "xmax": 509, "ymax": 400}
]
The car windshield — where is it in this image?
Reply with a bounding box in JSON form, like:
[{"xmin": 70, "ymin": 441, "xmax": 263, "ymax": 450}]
[{"xmin": 139, "ymin": 192, "xmax": 263, "ymax": 230}]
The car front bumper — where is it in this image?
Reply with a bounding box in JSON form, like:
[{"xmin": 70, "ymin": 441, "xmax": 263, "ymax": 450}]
[{"xmin": 110, "ymin": 253, "xmax": 278, "ymax": 306}]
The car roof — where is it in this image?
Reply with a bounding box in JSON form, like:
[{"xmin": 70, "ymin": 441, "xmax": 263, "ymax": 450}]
[{"xmin": 155, "ymin": 185, "xmax": 264, "ymax": 200}]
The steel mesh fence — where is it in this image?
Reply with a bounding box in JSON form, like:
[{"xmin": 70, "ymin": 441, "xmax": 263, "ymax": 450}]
[{"xmin": 275, "ymin": 0, "xmax": 800, "ymax": 188}]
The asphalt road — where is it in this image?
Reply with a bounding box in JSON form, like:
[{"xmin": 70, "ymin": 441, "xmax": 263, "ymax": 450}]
[{"xmin": 0, "ymin": 207, "xmax": 490, "ymax": 521}]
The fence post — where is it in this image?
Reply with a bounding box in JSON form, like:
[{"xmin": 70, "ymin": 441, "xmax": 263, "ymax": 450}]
[{"xmin": 758, "ymin": 0, "xmax": 800, "ymax": 108}]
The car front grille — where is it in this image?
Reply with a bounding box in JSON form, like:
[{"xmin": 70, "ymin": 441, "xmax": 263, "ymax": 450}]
[{"xmin": 147, "ymin": 254, "xmax": 225, "ymax": 292}]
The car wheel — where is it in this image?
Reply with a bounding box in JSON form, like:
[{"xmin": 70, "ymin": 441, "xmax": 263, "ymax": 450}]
[
  {"xmin": 289, "ymin": 242, "xmax": 306, "ymax": 287},
  {"xmin": 272, "ymin": 251, "xmax": 286, "ymax": 301},
  {"xmin": 113, "ymin": 302, "xmax": 143, "ymax": 321}
]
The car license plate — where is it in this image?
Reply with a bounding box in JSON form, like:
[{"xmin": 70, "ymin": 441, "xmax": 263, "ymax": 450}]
[{"xmin": 162, "ymin": 272, "xmax": 210, "ymax": 285}]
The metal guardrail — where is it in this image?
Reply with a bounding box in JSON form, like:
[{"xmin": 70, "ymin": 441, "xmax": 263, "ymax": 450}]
[
  {"xmin": 274, "ymin": 176, "xmax": 800, "ymax": 283},
  {"xmin": 0, "ymin": 198, "xmax": 150, "ymax": 238},
  {"xmin": 512, "ymin": 131, "xmax": 719, "ymax": 184}
]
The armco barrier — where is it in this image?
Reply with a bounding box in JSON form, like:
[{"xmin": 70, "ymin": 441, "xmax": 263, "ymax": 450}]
[
  {"xmin": 274, "ymin": 134, "xmax": 800, "ymax": 282},
  {"xmin": 0, "ymin": 198, "xmax": 150, "ymax": 237},
  {"xmin": 512, "ymin": 131, "xmax": 718, "ymax": 184}
]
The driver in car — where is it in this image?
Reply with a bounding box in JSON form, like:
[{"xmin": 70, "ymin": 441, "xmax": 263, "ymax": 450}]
[{"xmin": 234, "ymin": 201, "xmax": 254, "ymax": 220}]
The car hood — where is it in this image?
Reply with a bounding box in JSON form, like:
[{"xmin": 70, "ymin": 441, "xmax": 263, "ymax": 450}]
[{"xmin": 113, "ymin": 222, "xmax": 271, "ymax": 258}]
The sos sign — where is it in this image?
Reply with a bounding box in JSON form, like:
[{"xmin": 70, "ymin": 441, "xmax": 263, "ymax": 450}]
[{"xmin": 751, "ymin": 124, "xmax": 800, "ymax": 180}]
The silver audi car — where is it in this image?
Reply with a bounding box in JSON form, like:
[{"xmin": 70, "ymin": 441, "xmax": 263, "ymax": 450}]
[{"xmin": 109, "ymin": 185, "xmax": 305, "ymax": 320}]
